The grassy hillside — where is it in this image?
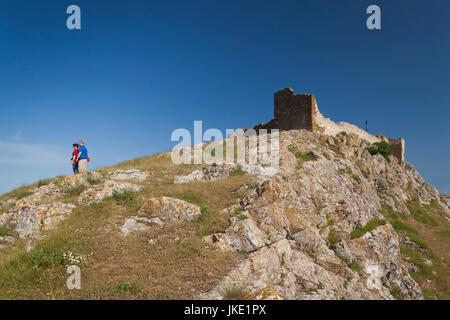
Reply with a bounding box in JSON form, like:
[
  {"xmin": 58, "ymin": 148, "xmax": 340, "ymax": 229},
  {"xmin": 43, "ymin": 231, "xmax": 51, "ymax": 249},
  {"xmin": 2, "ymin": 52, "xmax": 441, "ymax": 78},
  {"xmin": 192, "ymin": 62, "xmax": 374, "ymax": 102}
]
[
  {"xmin": 0, "ymin": 147, "xmax": 449, "ymax": 300},
  {"xmin": 0, "ymin": 153, "xmax": 252, "ymax": 299},
  {"xmin": 378, "ymin": 199, "xmax": 450, "ymax": 300}
]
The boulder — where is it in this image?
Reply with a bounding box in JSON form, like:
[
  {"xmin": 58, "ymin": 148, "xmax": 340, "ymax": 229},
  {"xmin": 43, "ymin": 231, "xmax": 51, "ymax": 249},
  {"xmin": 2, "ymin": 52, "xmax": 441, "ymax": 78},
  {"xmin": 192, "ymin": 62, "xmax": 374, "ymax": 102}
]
[
  {"xmin": 244, "ymin": 287, "xmax": 284, "ymax": 300},
  {"xmin": 225, "ymin": 213, "xmax": 269, "ymax": 252},
  {"xmin": 174, "ymin": 163, "xmax": 235, "ymax": 183},
  {"xmin": 109, "ymin": 169, "xmax": 151, "ymax": 182},
  {"xmin": 0, "ymin": 201, "xmax": 76, "ymax": 239},
  {"xmin": 62, "ymin": 172, "xmax": 103, "ymax": 187},
  {"xmin": 23, "ymin": 183, "xmax": 65, "ymax": 203},
  {"xmin": 203, "ymin": 233, "xmax": 234, "ymax": 251},
  {"xmin": 174, "ymin": 163, "xmax": 278, "ymax": 184},
  {"xmin": 120, "ymin": 216, "xmax": 163, "ymax": 236},
  {"xmin": 138, "ymin": 196, "xmax": 201, "ymax": 222},
  {"xmin": 78, "ymin": 180, "xmax": 142, "ymax": 204}
]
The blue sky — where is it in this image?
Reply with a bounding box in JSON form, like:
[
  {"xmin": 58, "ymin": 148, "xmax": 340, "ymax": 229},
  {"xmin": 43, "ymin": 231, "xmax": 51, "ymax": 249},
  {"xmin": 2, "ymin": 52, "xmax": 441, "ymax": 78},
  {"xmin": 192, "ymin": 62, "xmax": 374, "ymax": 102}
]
[{"xmin": 0, "ymin": 0, "xmax": 449, "ymax": 195}]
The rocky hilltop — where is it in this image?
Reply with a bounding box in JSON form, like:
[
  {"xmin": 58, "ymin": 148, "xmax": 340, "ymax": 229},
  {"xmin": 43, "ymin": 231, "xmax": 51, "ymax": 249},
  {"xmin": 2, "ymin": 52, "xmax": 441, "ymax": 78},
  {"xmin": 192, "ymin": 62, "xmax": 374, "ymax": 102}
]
[
  {"xmin": 198, "ymin": 129, "xmax": 449, "ymax": 299},
  {"xmin": 0, "ymin": 92, "xmax": 448, "ymax": 300}
]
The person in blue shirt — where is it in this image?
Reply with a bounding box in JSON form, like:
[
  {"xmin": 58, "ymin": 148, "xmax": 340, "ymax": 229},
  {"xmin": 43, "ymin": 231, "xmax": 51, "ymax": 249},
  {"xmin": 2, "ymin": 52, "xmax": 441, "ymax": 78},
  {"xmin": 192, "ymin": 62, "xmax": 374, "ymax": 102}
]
[{"xmin": 76, "ymin": 140, "xmax": 89, "ymax": 173}]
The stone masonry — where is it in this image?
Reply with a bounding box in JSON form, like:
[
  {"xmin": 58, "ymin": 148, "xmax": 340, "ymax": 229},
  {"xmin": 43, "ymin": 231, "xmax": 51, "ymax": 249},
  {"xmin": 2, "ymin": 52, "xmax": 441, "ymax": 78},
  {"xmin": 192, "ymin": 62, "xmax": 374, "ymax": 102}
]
[
  {"xmin": 388, "ymin": 138, "xmax": 405, "ymax": 163},
  {"xmin": 252, "ymin": 87, "xmax": 405, "ymax": 163},
  {"xmin": 254, "ymin": 88, "xmax": 319, "ymax": 131}
]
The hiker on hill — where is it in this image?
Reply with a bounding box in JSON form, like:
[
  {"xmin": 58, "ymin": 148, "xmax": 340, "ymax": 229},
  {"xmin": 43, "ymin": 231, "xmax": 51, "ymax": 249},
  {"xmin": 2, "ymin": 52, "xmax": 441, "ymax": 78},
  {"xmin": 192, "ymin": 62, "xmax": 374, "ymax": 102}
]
[
  {"xmin": 71, "ymin": 143, "xmax": 79, "ymax": 174},
  {"xmin": 76, "ymin": 140, "xmax": 89, "ymax": 173}
]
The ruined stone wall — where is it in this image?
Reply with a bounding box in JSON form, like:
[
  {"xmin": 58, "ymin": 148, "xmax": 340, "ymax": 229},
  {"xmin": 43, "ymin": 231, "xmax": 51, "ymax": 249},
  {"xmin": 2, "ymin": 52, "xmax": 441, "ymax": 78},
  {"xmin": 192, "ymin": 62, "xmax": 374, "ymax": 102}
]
[
  {"xmin": 253, "ymin": 87, "xmax": 318, "ymax": 132},
  {"xmin": 388, "ymin": 138, "xmax": 405, "ymax": 163},
  {"xmin": 251, "ymin": 87, "xmax": 405, "ymax": 163},
  {"xmin": 273, "ymin": 88, "xmax": 319, "ymax": 131},
  {"xmin": 314, "ymin": 109, "xmax": 380, "ymax": 144}
]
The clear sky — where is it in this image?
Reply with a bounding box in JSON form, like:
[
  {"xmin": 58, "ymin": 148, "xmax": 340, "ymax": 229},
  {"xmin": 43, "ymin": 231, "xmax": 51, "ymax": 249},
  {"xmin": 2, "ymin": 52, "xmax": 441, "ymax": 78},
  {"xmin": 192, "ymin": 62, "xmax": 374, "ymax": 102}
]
[{"xmin": 0, "ymin": 0, "xmax": 449, "ymax": 195}]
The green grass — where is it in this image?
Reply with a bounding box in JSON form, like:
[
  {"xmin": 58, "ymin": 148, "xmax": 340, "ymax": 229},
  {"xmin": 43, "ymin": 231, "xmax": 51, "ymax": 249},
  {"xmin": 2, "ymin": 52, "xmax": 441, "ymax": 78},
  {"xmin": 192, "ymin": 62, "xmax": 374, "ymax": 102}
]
[
  {"xmin": 197, "ymin": 205, "xmax": 211, "ymax": 223},
  {"xmin": 67, "ymin": 184, "xmax": 86, "ymax": 196},
  {"xmin": 406, "ymin": 199, "xmax": 438, "ymax": 227},
  {"xmin": 28, "ymin": 248, "xmax": 67, "ymax": 268},
  {"xmin": 117, "ymin": 282, "xmax": 141, "ymax": 294},
  {"xmin": 336, "ymin": 253, "xmax": 350, "ymax": 265},
  {"xmin": 436, "ymin": 230, "xmax": 450, "ymax": 239},
  {"xmin": 391, "ymin": 220, "xmax": 417, "ymax": 234},
  {"xmin": 327, "ymin": 232, "xmax": 341, "ymax": 245},
  {"xmin": 0, "ymin": 235, "xmax": 81, "ymax": 297},
  {"xmin": 0, "ymin": 151, "xmax": 251, "ymax": 299},
  {"xmin": 381, "ymin": 205, "xmax": 406, "ymax": 220},
  {"xmin": 351, "ymin": 174, "xmax": 361, "ymax": 183},
  {"xmin": 366, "ymin": 141, "xmax": 392, "ymax": 163},
  {"xmin": 329, "ymin": 144, "xmax": 341, "ymax": 154},
  {"xmin": 348, "ymin": 260, "xmax": 363, "ymax": 272},
  {"xmin": 327, "ymin": 138, "xmax": 342, "ymax": 155},
  {"xmin": 230, "ymin": 166, "xmax": 245, "ymax": 176},
  {"xmin": 400, "ymin": 246, "xmax": 437, "ymax": 278},
  {"xmin": 181, "ymin": 192, "xmax": 204, "ymax": 205},
  {"xmin": 326, "ymin": 213, "xmax": 334, "ymax": 226},
  {"xmin": 220, "ymin": 282, "xmax": 249, "ymax": 300},
  {"xmin": 37, "ymin": 179, "xmax": 52, "ymax": 188},
  {"xmin": 15, "ymin": 190, "xmax": 34, "ymax": 200},
  {"xmin": 350, "ymin": 219, "xmax": 386, "ymax": 239},
  {"xmin": 390, "ymin": 285, "xmax": 403, "ymax": 300},
  {"xmin": 422, "ymin": 288, "xmax": 439, "ymax": 300},
  {"xmin": 87, "ymin": 174, "xmax": 102, "ymax": 185},
  {"xmin": 0, "ymin": 185, "xmax": 31, "ymax": 202},
  {"xmin": 381, "ymin": 206, "xmax": 428, "ymax": 248},
  {"xmin": 289, "ymin": 145, "xmax": 316, "ymax": 170},
  {"xmin": 0, "ymin": 225, "xmax": 13, "ymax": 237},
  {"xmin": 378, "ymin": 200, "xmax": 449, "ymax": 300},
  {"xmin": 337, "ymin": 168, "xmax": 346, "ymax": 174},
  {"xmin": 380, "ymin": 202, "xmax": 449, "ymax": 300},
  {"xmin": 318, "ymin": 182, "xmax": 327, "ymax": 189},
  {"xmin": 288, "ymin": 145, "xmax": 316, "ymax": 162},
  {"xmin": 112, "ymin": 189, "xmax": 136, "ymax": 205},
  {"xmin": 295, "ymin": 151, "xmax": 315, "ymax": 162},
  {"xmin": 336, "ymin": 253, "xmax": 363, "ymax": 272}
]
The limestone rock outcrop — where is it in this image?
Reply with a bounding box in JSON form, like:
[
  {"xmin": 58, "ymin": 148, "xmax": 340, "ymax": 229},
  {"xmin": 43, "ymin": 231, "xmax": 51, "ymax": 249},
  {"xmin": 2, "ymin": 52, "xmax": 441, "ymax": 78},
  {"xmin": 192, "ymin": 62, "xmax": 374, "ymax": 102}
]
[
  {"xmin": 63, "ymin": 172, "xmax": 103, "ymax": 187},
  {"xmin": 120, "ymin": 216, "xmax": 163, "ymax": 236},
  {"xmin": 174, "ymin": 162, "xmax": 278, "ymax": 184},
  {"xmin": 109, "ymin": 169, "xmax": 151, "ymax": 182},
  {"xmin": 199, "ymin": 128, "xmax": 442, "ymax": 300},
  {"xmin": 23, "ymin": 183, "xmax": 65, "ymax": 203},
  {"xmin": 78, "ymin": 180, "xmax": 142, "ymax": 204},
  {"xmin": 138, "ymin": 196, "xmax": 201, "ymax": 222},
  {"xmin": 0, "ymin": 201, "xmax": 76, "ymax": 239}
]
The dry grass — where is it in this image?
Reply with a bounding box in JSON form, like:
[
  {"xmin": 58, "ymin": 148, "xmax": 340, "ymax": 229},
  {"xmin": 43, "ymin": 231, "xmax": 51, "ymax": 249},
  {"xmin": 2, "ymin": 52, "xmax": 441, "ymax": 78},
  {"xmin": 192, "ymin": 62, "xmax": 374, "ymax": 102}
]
[
  {"xmin": 379, "ymin": 201, "xmax": 450, "ymax": 300},
  {"xmin": 0, "ymin": 152, "xmax": 252, "ymax": 299}
]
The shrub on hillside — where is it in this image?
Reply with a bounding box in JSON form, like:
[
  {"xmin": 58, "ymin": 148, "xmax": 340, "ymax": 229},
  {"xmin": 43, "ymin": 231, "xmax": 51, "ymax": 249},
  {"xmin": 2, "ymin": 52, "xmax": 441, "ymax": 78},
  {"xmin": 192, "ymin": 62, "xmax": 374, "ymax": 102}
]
[
  {"xmin": 112, "ymin": 189, "xmax": 136, "ymax": 205},
  {"xmin": 366, "ymin": 141, "xmax": 392, "ymax": 163}
]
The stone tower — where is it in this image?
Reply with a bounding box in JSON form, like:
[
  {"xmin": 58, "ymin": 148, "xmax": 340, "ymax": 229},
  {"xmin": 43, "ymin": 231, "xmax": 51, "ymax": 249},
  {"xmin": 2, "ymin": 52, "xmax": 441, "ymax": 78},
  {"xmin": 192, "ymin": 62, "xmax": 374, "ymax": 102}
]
[
  {"xmin": 254, "ymin": 87, "xmax": 318, "ymax": 131},
  {"xmin": 252, "ymin": 87, "xmax": 406, "ymax": 163}
]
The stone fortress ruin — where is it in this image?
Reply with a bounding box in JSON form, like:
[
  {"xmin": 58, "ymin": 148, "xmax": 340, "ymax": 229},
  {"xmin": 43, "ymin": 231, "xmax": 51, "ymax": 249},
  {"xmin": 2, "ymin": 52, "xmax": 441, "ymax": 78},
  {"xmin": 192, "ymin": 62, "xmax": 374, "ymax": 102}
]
[{"xmin": 252, "ymin": 87, "xmax": 405, "ymax": 163}]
